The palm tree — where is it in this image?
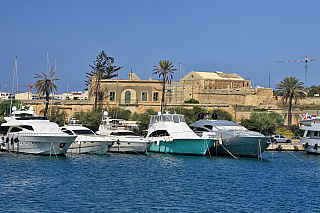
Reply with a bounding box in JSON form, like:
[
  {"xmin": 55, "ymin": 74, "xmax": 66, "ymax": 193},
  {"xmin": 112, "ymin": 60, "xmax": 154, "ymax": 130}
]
[
  {"xmin": 276, "ymin": 76, "xmax": 305, "ymax": 125},
  {"xmin": 153, "ymin": 60, "xmax": 177, "ymax": 113},
  {"xmin": 86, "ymin": 69, "xmax": 104, "ymax": 110},
  {"xmin": 33, "ymin": 66, "xmax": 59, "ymax": 117}
]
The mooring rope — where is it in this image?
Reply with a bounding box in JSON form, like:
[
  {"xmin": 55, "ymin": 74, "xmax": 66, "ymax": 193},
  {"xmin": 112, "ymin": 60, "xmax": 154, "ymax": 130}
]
[
  {"xmin": 219, "ymin": 142, "xmax": 238, "ymax": 160},
  {"xmin": 50, "ymin": 140, "xmax": 58, "ymax": 159},
  {"xmin": 283, "ymin": 148, "xmax": 304, "ymax": 162},
  {"xmin": 258, "ymin": 139, "xmax": 262, "ymax": 161}
]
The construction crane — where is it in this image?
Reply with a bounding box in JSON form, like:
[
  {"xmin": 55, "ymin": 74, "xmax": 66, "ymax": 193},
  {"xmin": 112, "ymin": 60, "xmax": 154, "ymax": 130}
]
[
  {"xmin": 277, "ymin": 55, "xmax": 317, "ymax": 90},
  {"xmin": 19, "ymin": 84, "xmax": 33, "ymax": 99}
]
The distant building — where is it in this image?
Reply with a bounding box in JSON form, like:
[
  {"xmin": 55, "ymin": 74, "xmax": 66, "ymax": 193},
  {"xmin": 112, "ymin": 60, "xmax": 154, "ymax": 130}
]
[
  {"xmin": 14, "ymin": 91, "xmax": 88, "ymax": 101},
  {"xmin": 53, "ymin": 91, "xmax": 88, "ymax": 100},
  {"xmin": 181, "ymin": 70, "xmax": 251, "ymax": 90},
  {"xmin": 14, "ymin": 92, "xmax": 39, "ymax": 100},
  {"xmin": 0, "ymin": 92, "xmax": 13, "ymax": 99},
  {"xmin": 88, "ymin": 70, "xmax": 271, "ymax": 114}
]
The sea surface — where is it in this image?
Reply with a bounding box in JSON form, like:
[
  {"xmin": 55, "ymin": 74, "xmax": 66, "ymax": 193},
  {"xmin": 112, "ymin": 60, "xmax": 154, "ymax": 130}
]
[{"xmin": 1, "ymin": 150, "xmax": 320, "ymax": 212}]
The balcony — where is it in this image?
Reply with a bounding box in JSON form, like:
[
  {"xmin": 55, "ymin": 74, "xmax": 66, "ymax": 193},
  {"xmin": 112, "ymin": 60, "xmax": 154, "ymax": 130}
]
[{"xmin": 119, "ymin": 99, "xmax": 139, "ymax": 106}]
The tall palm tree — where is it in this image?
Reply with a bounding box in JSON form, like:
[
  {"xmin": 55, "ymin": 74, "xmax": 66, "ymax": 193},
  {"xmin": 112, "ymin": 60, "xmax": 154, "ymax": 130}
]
[
  {"xmin": 153, "ymin": 60, "xmax": 177, "ymax": 113},
  {"xmin": 86, "ymin": 69, "xmax": 104, "ymax": 110},
  {"xmin": 276, "ymin": 76, "xmax": 305, "ymax": 125},
  {"xmin": 33, "ymin": 66, "xmax": 59, "ymax": 117}
]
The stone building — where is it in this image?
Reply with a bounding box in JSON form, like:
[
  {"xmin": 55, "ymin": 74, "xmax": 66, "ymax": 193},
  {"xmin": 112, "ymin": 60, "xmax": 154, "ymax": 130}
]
[
  {"xmin": 88, "ymin": 71, "xmax": 273, "ymax": 113},
  {"xmin": 181, "ymin": 71, "xmax": 272, "ymax": 107},
  {"xmin": 94, "ymin": 73, "xmax": 164, "ymax": 113},
  {"xmin": 181, "ymin": 70, "xmax": 251, "ymax": 90}
]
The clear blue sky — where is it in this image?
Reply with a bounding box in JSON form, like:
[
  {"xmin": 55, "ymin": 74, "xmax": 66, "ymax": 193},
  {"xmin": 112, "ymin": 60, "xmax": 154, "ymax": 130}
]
[{"xmin": 1, "ymin": 0, "xmax": 320, "ymax": 94}]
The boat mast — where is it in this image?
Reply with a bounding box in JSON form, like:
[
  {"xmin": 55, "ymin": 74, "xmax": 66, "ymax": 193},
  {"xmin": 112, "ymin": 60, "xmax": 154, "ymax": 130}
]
[{"xmin": 10, "ymin": 57, "xmax": 18, "ymax": 115}]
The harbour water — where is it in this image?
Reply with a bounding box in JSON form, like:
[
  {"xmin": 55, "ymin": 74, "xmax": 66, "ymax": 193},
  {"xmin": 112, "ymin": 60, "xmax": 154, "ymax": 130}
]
[{"xmin": 1, "ymin": 151, "xmax": 320, "ymax": 212}]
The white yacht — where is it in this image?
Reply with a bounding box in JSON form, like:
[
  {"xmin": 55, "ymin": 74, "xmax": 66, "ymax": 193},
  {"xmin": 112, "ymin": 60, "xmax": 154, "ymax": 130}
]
[
  {"xmin": 1, "ymin": 106, "xmax": 77, "ymax": 155},
  {"xmin": 299, "ymin": 116, "xmax": 320, "ymax": 154},
  {"xmin": 60, "ymin": 121, "xmax": 114, "ymax": 155},
  {"xmin": 190, "ymin": 114, "xmax": 271, "ymax": 157},
  {"xmin": 146, "ymin": 112, "xmax": 217, "ymax": 156},
  {"xmin": 96, "ymin": 111, "xmax": 152, "ymax": 154}
]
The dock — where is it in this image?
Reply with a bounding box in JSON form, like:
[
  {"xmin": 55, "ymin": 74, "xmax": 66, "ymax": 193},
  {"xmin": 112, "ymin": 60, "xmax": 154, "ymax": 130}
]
[{"xmin": 266, "ymin": 141, "xmax": 304, "ymax": 151}]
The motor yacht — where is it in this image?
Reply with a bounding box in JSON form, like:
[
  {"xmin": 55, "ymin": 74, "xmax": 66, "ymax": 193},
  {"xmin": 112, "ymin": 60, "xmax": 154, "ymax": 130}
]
[
  {"xmin": 190, "ymin": 114, "xmax": 271, "ymax": 157},
  {"xmin": 146, "ymin": 112, "xmax": 217, "ymax": 156},
  {"xmin": 299, "ymin": 116, "xmax": 320, "ymax": 154},
  {"xmin": 96, "ymin": 111, "xmax": 151, "ymax": 154},
  {"xmin": 1, "ymin": 106, "xmax": 76, "ymax": 155},
  {"xmin": 61, "ymin": 120, "xmax": 114, "ymax": 155}
]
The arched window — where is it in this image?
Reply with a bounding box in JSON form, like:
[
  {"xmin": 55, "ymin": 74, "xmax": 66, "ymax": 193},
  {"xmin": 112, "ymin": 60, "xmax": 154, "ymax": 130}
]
[{"xmin": 125, "ymin": 91, "xmax": 131, "ymax": 104}]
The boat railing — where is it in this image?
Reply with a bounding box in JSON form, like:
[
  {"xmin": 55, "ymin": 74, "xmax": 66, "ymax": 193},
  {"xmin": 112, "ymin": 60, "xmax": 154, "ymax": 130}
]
[
  {"xmin": 3, "ymin": 132, "xmax": 73, "ymax": 137},
  {"xmin": 149, "ymin": 131, "xmax": 204, "ymax": 139}
]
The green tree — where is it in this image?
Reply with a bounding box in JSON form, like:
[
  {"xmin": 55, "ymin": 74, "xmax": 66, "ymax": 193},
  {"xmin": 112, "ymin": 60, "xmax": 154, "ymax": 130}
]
[
  {"xmin": 276, "ymin": 77, "xmax": 305, "ymax": 125},
  {"xmin": 33, "ymin": 66, "xmax": 59, "ymax": 117},
  {"xmin": 48, "ymin": 109, "xmax": 68, "ymax": 126},
  {"xmin": 268, "ymin": 111, "xmax": 284, "ymax": 125},
  {"xmin": 85, "ymin": 51, "xmax": 122, "ymax": 109},
  {"xmin": 308, "ymin": 85, "xmax": 320, "ymax": 97},
  {"xmin": 131, "ymin": 109, "xmax": 157, "ymax": 135},
  {"xmin": 153, "ymin": 60, "xmax": 177, "ymax": 113},
  {"xmin": 211, "ymin": 108, "xmax": 233, "ymax": 121},
  {"xmin": 72, "ymin": 109, "xmax": 103, "ymax": 132},
  {"xmin": 240, "ymin": 112, "xmax": 276, "ymax": 135},
  {"xmin": 107, "ymin": 107, "xmax": 131, "ymax": 120},
  {"xmin": 184, "ymin": 99, "xmax": 199, "ymax": 104}
]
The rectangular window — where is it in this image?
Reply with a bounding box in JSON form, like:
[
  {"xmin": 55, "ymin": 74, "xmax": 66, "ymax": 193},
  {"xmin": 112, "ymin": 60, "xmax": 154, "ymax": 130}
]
[
  {"xmin": 142, "ymin": 92, "xmax": 147, "ymax": 101},
  {"xmin": 98, "ymin": 92, "xmax": 104, "ymax": 101},
  {"xmin": 109, "ymin": 92, "xmax": 115, "ymax": 101},
  {"xmin": 153, "ymin": 92, "xmax": 159, "ymax": 101}
]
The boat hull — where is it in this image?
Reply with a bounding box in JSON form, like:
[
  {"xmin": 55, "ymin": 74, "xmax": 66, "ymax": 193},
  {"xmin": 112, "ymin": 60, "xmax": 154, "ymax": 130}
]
[
  {"xmin": 67, "ymin": 140, "xmax": 114, "ymax": 155},
  {"xmin": 149, "ymin": 138, "xmax": 215, "ymax": 156},
  {"xmin": 2, "ymin": 134, "xmax": 76, "ymax": 155},
  {"xmin": 209, "ymin": 137, "xmax": 271, "ymax": 157},
  {"xmin": 109, "ymin": 138, "xmax": 152, "ymax": 154},
  {"xmin": 301, "ymin": 138, "xmax": 320, "ymax": 154}
]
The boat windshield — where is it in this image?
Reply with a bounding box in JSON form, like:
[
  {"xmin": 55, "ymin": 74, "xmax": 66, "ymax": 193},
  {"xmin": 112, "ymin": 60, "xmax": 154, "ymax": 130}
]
[
  {"xmin": 16, "ymin": 117, "xmax": 49, "ymax": 120},
  {"xmin": 73, "ymin": 129, "xmax": 95, "ymax": 135},
  {"xmin": 149, "ymin": 114, "xmax": 185, "ymax": 125},
  {"xmin": 216, "ymin": 125, "xmax": 247, "ymax": 131},
  {"xmin": 111, "ymin": 131, "xmax": 141, "ymax": 136}
]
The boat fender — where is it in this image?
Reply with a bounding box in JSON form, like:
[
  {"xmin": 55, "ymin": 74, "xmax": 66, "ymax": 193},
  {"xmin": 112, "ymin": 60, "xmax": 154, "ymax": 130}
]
[
  {"xmin": 14, "ymin": 138, "xmax": 19, "ymax": 143},
  {"xmin": 156, "ymin": 139, "xmax": 160, "ymax": 146},
  {"xmin": 305, "ymin": 142, "xmax": 309, "ymax": 148},
  {"xmin": 276, "ymin": 144, "xmax": 282, "ymax": 151},
  {"xmin": 218, "ymin": 138, "xmax": 223, "ymax": 145},
  {"xmin": 1, "ymin": 136, "xmax": 4, "ymax": 141},
  {"xmin": 165, "ymin": 137, "xmax": 170, "ymax": 142},
  {"xmin": 6, "ymin": 137, "xmax": 9, "ymax": 144},
  {"xmin": 314, "ymin": 143, "xmax": 318, "ymax": 150},
  {"xmin": 117, "ymin": 139, "xmax": 120, "ymax": 145},
  {"xmin": 11, "ymin": 137, "xmax": 13, "ymax": 145}
]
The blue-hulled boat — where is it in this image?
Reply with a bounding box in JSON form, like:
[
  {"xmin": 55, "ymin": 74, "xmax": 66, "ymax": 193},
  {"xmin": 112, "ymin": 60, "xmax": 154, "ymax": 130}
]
[
  {"xmin": 190, "ymin": 119, "xmax": 272, "ymax": 157},
  {"xmin": 146, "ymin": 112, "xmax": 217, "ymax": 155}
]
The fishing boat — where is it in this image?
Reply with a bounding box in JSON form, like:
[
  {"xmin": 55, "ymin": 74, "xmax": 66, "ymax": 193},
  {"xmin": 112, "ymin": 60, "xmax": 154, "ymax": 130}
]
[
  {"xmin": 299, "ymin": 115, "xmax": 320, "ymax": 154},
  {"xmin": 190, "ymin": 115, "xmax": 271, "ymax": 157},
  {"xmin": 96, "ymin": 111, "xmax": 151, "ymax": 154},
  {"xmin": 1, "ymin": 106, "xmax": 77, "ymax": 155},
  {"xmin": 146, "ymin": 112, "xmax": 217, "ymax": 155},
  {"xmin": 60, "ymin": 119, "xmax": 114, "ymax": 155}
]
